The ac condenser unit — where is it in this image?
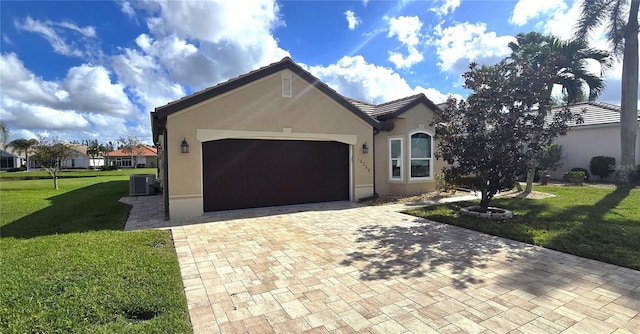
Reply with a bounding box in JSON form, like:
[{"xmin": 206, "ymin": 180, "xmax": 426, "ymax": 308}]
[{"xmin": 129, "ymin": 174, "xmax": 155, "ymax": 196}]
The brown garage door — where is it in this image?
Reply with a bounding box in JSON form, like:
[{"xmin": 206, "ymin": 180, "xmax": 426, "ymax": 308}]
[{"xmin": 202, "ymin": 139, "xmax": 349, "ymax": 211}]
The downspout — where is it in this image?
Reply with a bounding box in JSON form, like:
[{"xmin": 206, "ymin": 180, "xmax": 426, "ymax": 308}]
[
  {"xmin": 372, "ymin": 128, "xmax": 379, "ymax": 195},
  {"xmin": 163, "ymin": 127, "xmax": 169, "ymax": 220}
]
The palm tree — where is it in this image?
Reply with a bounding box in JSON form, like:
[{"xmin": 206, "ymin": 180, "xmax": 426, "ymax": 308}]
[
  {"xmin": 0, "ymin": 121, "xmax": 8, "ymax": 147},
  {"xmin": 508, "ymin": 32, "xmax": 612, "ymax": 103},
  {"xmin": 576, "ymin": 0, "xmax": 639, "ymax": 182},
  {"xmin": 7, "ymin": 138, "xmax": 39, "ymax": 171},
  {"xmin": 508, "ymin": 32, "xmax": 612, "ymax": 192}
]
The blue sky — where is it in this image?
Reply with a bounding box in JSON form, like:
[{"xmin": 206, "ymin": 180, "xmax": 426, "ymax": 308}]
[{"xmin": 0, "ymin": 0, "xmax": 627, "ymax": 144}]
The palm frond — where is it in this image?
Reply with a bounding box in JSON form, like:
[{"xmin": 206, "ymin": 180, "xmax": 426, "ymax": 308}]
[{"xmin": 575, "ymin": 0, "xmax": 615, "ymax": 39}]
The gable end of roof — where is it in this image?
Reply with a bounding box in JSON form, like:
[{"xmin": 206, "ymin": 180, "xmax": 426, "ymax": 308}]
[{"xmin": 152, "ymin": 57, "xmax": 380, "ymax": 129}]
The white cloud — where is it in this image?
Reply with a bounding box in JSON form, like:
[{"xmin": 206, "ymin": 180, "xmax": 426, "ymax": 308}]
[
  {"xmin": 432, "ymin": 22, "xmax": 515, "ymax": 73},
  {"xmin": 119, "ymin": 1, "xmax": 136, "ymax": 19},
  {"xmin": 541, "ymin": 1, "xmax": 580, "ymax": 39},
  {"xmin": 306, "ymin": 55, "xmax": 458, "ymax": 104},
  {"xmin": 144, "ymin": 0, "xmax": 284, "ymax": 49},
  {"xmin": 430, "ymin": 0, "xmax": 461, "ymax": 16},
  {"xmin": 388, "ymin": 50, "xmax": 424, "ymax": 70},
  {"xmin": 61, "ymin": 65, "xmax": 135, "ymax": 116},
  {"xmin": 6, "ymin": 0, "xmax": 292, "ymax": 144},
  {"xmin": 0, "ymin": 53, "xmax": 138, "ymax": 142},
  {"xmin": 111, "ymin": 48, "xmax": 185, "ymax": 114},
  {"xmin": 14, "ymin": 17, "xmax": 96, "ymax": 57},
  {"xmin": 414, "ymin": 87, "xmax": 461, "ymax": 104},
  {"xmin": 344, "ymin": 10, "xmax": 361, "ymax": 30},
  {"xmin": 386, "ymin": 16, "xmax": 424, "ymax": 69},
  {"xmin": 387, "ymin": 16, "xmax": 422, "ymax": 47},
  {"xmin": 509, "ymin": 0, "xmax": 568, "ymax": 26},
  {"xmin": 0, "ymin": 53, "xmax": 61, "ymax": 106},
  {"xmin": 119, "ymin": 0, "xmax": 289, "ymax": 94},
  {"xmin": 57, "ymin": 21, "xmax": 96, "ymax": 37}
]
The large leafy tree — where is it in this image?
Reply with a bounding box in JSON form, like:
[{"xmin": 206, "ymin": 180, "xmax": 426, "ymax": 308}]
[
  {"xmin": 508, "ymin": 32, "xmax": 611, "ymax": 192},
  {"xmin": 6, "ymin": 138, "xmax": 39, "ymax": 171},
  {"xmin": 31, "ymin": 139, "xmax": 76, "ymax": 189},
  {"xmin": 436, "ymin": 59, "xmax": 575, "ymax": 211},
  {"xmin": 118, "ymin": 136, "xmax": 143, "ymax": 168},
  {"xmin": 576, "ymin": 0, "xmax": 639, "ymax": 182}
]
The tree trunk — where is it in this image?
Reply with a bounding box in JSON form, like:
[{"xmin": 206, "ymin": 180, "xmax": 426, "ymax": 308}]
[
  {"xmin": 524, "ymin": 167, "xmax": 535, "ymax": 194},
  {"xmin": 53, "ymin": 176, "xmax": 59, "ymax": 190},
  {"xmin": 515, "ymin": 181, "xmax": 523, "ymax": 192},
  {"xmin": 620, "ymin": 0, "xmax": 639, "ymax": 183},
  {"xmin": 479, "ymin": 188, "xmax": 490, "ymax": 212}
]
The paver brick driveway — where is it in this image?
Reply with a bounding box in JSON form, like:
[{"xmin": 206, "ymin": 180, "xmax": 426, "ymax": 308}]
[{"xmin": 169, "ymin": 202, "xmax": 640, "ymax": 333}]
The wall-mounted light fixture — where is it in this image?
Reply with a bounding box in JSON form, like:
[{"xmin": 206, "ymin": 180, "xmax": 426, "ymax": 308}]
[
  {"xmin": 362, "ymin": 142, "xmax": 369, "ymax": 154},
  {"xmin": 180, "ymin": 138, "xmax": 189, "ymax": 153}
]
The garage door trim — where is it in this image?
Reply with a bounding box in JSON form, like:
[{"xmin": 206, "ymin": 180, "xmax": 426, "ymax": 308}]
[{"xmin": 197, "ymin": 128, "xmax": 357, "ymax": 145}]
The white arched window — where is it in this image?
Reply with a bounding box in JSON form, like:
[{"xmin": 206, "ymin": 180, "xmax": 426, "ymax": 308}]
[{"xmin": 409, "ymin": 131, "xmax": 432, "ymax": 180}]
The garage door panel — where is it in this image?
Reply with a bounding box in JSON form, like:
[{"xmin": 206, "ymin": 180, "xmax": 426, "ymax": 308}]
[{"xmin": 203, "ymin": 139, "xmax": 348, "ymax": 211}]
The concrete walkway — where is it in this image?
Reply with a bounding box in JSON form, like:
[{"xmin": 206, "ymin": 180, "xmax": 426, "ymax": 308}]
[{"xmin": 121, "ymin": 196, "xmax": 640, "ymax": 333}]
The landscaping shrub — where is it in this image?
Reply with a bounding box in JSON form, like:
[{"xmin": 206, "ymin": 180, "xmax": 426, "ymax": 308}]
[
  {"xmin": 590, "ymin": 156, "xmax": 616, "ymax": 180},
  {"xmin": 435, "ymin": 172, "xmax": 452, "ymax": 192},
  {"xmin": 100, "ymin": 165, "xmax": 120, "ymax": 171},
  {"xmin": 569, "ymin": 167, "xmax": 590, "ymax": 182},
  {"xmin": 449, "ymin": 175, "xmax": 484, "ymax": 190},
  {"xmin": 6, "ymin": 166, "xmax": 27, "ymax": 172},
  {"xmin": 563, "ymin": 170, "xmax": 585, "ymax": 185},
  {"xmin": 537, "ymin": 143, "xmax": 563, "ymax": 173},
  {"xmin": 631, "ymin": 165, "xmax": 640, "ymax": 185}
]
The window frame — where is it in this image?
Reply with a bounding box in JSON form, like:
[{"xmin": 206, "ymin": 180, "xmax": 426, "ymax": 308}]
[
  {"xmin": 408, "ymin": 130, "xmax": 433, "ymax": 181},
  {"xmin": 388, "ymin": 137, "xmax": 403, "ymax": 181}
]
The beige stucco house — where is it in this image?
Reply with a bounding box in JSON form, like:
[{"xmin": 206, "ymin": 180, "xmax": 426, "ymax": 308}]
[
  {"xmin": 152, "ymin": 57, "xmax": 443, "ymax": 219},
  {"xmin": 549, "ymin": 102, "xmax": 640, "ymax": 180}
]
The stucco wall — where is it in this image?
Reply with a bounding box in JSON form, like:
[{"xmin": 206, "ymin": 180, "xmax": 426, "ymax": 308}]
[
  {"xmin": 165, "ymin": 69, "xmax": 374, "ymax": 218},
  {"xmin": 374, "ymin": 104, "xmax": 445, "ymax": 196},
  {"xmin": 551, "ymin": 124, "xmax": 640, "ymax": 180}
]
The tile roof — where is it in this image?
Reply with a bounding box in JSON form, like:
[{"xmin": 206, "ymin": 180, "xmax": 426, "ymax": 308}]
[
  {"xmin": 345, "ymin": 98, "xmax": 375, "ymax": 115},
  {"xmin": 109, "ymin": 145, "xmax": 157, "ymax": 157},
  {"xmin": 371, "ymin": 94, "xmax": 426, "ymax": 117},
  {"xmin": 347, "ymin": 93, "xmax": 442, "ymax": 119},
  {"xmin": 550, "ymin": 101, "xmax": 640, "ymax": 127}
]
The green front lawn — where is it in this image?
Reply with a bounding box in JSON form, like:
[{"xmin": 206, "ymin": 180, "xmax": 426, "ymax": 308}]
[
  {"xmin": 406, "ymin": 185, "xmax": 640, "ymax": 270},
  {"xmin": 0, "ymin": 173, "xmax": 191, "ymax": 333}
]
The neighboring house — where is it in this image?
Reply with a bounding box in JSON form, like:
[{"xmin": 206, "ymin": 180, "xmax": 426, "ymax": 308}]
[
  {"xmin": 549, "ymin": 102, "xmax": 640, "ymax": 180},
  {"xmin": 59, "ymin": 145, "xmax": 104, "ymax": 169},
  {"xmin": 0, "ymin": 149, "xmax": 22, "ymax": 170},
  {"xmin": 152, "ymin": 57, "xmax": 444, "ymax": 219},
  {"xmin": 108, "ymin": 145, "xmax": 158, "ymax": 168}
]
